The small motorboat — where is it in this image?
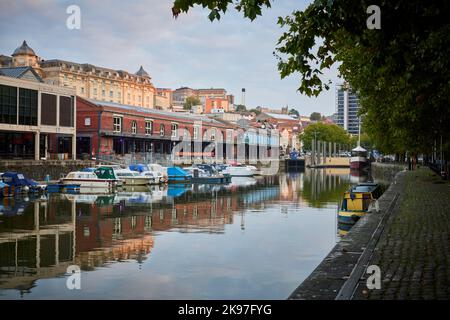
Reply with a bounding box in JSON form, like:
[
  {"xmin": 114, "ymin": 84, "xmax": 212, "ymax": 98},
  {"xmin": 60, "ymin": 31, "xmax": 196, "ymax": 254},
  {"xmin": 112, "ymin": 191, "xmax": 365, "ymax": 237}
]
[
  {"xmin": 81, "ymin": 166, "xmax": 123, "ymax": 187},
  {"xmin": 129, "ymin": 164, "xmax": 163, "ymax": 184},
  {"xmin": 167, "ymin": 167, "xmax": 191, "ymax": 184},
  {"xmin": 185, "ymin": 165, "xmax": 231, "ymax": 184},
  {"xmin": 338, "ymin": 183, "xmax": 382, "ymax": 224},
  {"xmin": 113, "ymin": 168, "xmax": 153, "ymax": 186},
  {"xmin": 222, "ymin": 165, "xmax": 254, "ymax": 177},
  {"xmin": 1, "ymin": 172, "xmax": 43, "ymax": 195},
  {"xmin": 60, "ymin": 171, "xmax": 115, "ymax": 194}
]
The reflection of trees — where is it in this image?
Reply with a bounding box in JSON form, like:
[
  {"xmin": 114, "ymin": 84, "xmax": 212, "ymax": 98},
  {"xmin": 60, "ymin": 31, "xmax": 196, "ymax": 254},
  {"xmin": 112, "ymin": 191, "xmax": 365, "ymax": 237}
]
[{"xmin": 300, "ymin": 169, "xmax": 350, "ymax": 208}]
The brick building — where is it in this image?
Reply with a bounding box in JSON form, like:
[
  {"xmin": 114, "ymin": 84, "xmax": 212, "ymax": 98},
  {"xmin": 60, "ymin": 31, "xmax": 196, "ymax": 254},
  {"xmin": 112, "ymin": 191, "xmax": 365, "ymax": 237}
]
[{"xmin": 76, "ymin": 97, "xmax": 237, "ymax": 161}]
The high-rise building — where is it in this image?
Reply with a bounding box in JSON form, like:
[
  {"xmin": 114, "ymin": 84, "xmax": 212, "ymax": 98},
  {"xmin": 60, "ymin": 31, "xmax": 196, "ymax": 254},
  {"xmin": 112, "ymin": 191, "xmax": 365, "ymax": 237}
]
[{"xmin": 336, "ymin": 83, "xmax": 361, "ymax": 135}]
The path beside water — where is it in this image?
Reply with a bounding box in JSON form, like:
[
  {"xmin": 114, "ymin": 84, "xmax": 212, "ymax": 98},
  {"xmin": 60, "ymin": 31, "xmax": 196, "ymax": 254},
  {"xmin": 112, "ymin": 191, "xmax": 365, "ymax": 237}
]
[{"xmin": 290, "ymin": 167, "xmax": 450, "ymax": 300}]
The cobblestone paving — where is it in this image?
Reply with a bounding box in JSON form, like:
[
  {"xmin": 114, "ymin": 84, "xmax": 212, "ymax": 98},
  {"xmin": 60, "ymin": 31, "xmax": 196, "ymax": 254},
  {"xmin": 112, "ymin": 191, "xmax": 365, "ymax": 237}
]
[{"xmin": 354, "ymin": 167, "xmax": 450, "ymax": 300}]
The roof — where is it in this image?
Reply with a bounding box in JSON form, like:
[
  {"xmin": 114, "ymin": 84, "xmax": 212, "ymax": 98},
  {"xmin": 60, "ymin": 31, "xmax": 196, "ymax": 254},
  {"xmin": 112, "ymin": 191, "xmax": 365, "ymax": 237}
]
[
  {"xmin": 264, "ymin": 113, "xmax": 298, "ymax": 121},
  {"xmin": 12, "ymin": 40, "xmax": 36, "ymax": 56},
  {"xmin": 352, "ymin": 145, "xmax": 367, "ymax": 152},
  {"xmin": 82, "ymin": 98, "xmax": 229, "ymax": 126},
  {"xmin": 0, "ymin": 66, "xmax": 43, "ymax": 82},
  {"xmin": 135, "ymin": 66, "xmax": 149, "ymax": 77}
]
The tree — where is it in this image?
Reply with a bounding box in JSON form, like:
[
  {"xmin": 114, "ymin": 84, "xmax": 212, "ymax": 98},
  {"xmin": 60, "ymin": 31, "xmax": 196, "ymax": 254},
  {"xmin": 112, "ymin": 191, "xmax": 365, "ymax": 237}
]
[
  {"xmin": 235, "ymin": 104, "xmax": 247, "ymax": 112},
  {"xmin": 172, "ymin": 1, "xmax": 450, "ymax": 157},
  {"xmin": 288, "ymin": 108, "xmax": 299, "ymax": 118},
  {"xmin": 310, "ymin": 112, "xmax": 321, "ymax": 121},
  {"xmin": 183, "ymin": 96, "xmax": 201, "ymax": 110},
  {"xmin": 249, "ymin": 108, "xmax": 261, "ymax": 115},
  {"xmin": 301, "ymin": 122, "xmax": 350, "ymax": 151}
]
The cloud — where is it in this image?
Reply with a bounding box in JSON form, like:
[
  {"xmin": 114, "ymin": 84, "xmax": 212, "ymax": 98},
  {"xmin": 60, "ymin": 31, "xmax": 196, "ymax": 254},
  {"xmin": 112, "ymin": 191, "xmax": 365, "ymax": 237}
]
[{"xmin": 0, "ymin": 0, "xmax": 339, "ymax": 115}]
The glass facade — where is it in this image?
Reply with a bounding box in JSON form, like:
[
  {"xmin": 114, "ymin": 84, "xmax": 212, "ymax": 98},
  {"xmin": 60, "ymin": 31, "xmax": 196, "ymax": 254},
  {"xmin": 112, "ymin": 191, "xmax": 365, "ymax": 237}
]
[
  {"xmin": 19, "ymin": 88, "xmax": 38, "ymax": 125},
  {"xmin": 336, "ymin": 86, "xmax": 360, "ymax": 135},
  {"xmin": 0, "ymin": 84, "xmax": 17, "ymax": 124},
  {"xmin": 41, "ymin": 93, "xmax": 57, "ymax": 125}
]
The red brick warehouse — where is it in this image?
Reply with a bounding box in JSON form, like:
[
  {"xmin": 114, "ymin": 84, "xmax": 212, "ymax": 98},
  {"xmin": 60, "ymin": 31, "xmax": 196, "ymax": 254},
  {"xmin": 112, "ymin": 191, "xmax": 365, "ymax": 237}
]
[{"xmin": 76, "ymin": 97, "xmax": 237, "ymax": 161}]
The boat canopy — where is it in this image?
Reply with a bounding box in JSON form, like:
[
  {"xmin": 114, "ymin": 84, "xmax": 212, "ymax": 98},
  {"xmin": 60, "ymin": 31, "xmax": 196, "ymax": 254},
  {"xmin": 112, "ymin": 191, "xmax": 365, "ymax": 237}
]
[
  {"xmin": 81, "ymin": 168, "xmax": 96, "ymax": 172},
  {"xmin": 352, "ymin": 146, "xmax": 367, "ymax": 152},
  {"xmin": 167, "ymin": 167, "xmax": 189, "ymax": 177},
  {"xmin": 95, "ymin": 167, "xmax": 118, "ymax": 180},
  {"xmin": 1, "ymin": 172, "xmax": 38, "ymax": 187},
  {"xmin": 129, "ymin": 164, "xmax": 149, "ymax": 173}
]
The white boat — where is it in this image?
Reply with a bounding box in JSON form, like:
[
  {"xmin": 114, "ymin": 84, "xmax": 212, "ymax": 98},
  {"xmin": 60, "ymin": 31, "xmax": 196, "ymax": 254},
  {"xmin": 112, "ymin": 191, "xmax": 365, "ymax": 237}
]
[
  {"xmin": 114, "ymin": 168, "xmax": 153, "ymax": 186},
  {"xmin": 246, "ymin": 165, "xmax": 261, "ymax": 176},
  {"xmin": 350, "ymin": 146, "xmax": 369, "ymax": 171},
  {"xmin": 222, "ymin": 165, "xmax": 254, "ymax": 177},
  {"xmin": 60, "ymin": 171, "xmax": 114, "ymax": 194},
  {"xmin": 147, "ymin": 164, "xmax": 168, "ymax": 183}
]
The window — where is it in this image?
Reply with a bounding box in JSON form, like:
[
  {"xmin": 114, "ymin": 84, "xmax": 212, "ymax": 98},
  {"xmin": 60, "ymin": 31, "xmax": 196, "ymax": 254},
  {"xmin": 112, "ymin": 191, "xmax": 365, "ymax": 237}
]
[
  {"xmin": 109, "ymin": 90, "xmax": 113, "ymax": 98},
  {"xmin": 80, "ymin": 87, "xmax": 85, "ymax": 94},
  {"xmin": 211, "ymin": 128, "xmax": 216, "ymax": 141},
  {"xmin": 102, "ymin": 89, "xmax": 105, "ymax": 97},
  {"xmin": 85, "ymin": 117, "xmax": 91, "ymax": 126},
  {"xmin": 0, "ymin": 84, "xmax": 17, "ymax": 124},
  {"xmin": 59, "ymin": 96, "xmax": 74, "ymax": 127},
  {"xmin": 145, "ymin": 120, "xmax": 153, "ymax": 135},
  {"xmin": 193, "ymin": 126, "xmax": 199, "ymax": 140},
  {"xmin": 19, "ymin": 88, "xmax": 38, "ymax": 125},
  {"xmin": 160, "ymin": 124, "xmax": 165, "ymax": 137},
  {"xmin": 171, "ymin": 123, "xmax": 178, "ymax": 138},
  {"xmin": 64, "ymin": 74, "xmax": 68, "ymax": 81},
  {"xmin": 113, "ymin": 116, "xmax": 122, "ymax": 133},
  {"xmin": 131, "ymin": 121, "xmax": 137, "ymax": 134},
  {"xmin": 93, "ymin": 88, "xmax": 97, "ymax": 95},
  {"xmin": 41, "ymin": 93, "xmax": 57, "ymax": 126}
]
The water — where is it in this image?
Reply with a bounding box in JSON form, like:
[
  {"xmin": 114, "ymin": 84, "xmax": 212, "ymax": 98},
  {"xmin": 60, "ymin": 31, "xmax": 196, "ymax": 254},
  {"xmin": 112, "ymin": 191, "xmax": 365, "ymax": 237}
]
[{"xmin": 0, "ymin": 169, "xmax": 355, "ymax": 299}]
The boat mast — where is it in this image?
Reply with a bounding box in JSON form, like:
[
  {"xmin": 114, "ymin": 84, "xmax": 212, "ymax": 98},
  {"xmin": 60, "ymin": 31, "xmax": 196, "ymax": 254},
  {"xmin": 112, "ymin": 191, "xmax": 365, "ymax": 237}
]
[{"xmin": 358, "ymin": 116, "xmax": 361, "ymax": 147}]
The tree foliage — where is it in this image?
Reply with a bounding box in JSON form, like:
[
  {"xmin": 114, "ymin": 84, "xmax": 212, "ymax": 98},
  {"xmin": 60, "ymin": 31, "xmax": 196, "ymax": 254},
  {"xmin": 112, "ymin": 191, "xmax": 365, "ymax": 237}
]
[
  {"xmin": 301, "ymin": 122, "xmax": 351, "ymax": 151},
  {"xmin": 183, "ymin": 96, "xmax": 202, "ymax": 110},
  {"xmin": 288, "ymin": 108, "xmax": 299, "ymax": 118},
  {"xmin": 235, "ymin": 104, "xmax": 247, "ymax": 112},
  {"xmin": 171, "ymin": 0, "xmax": 450, "ymax": 156},
  {"xmin": 310, "ymin": 112, "xmax": 321, "ymax": 121}
]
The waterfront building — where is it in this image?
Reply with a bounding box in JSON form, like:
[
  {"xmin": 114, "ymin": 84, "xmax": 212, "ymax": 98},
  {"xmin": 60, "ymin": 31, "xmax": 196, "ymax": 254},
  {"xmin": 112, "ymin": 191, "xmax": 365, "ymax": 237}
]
[
  {"xmin": 336, "ymin": 83, "xmax": 361, "ymax": 135},
  {"xmin": 256, "ymin": 112, "xmax": 302, "ymax": 154},
  {"xmin": 76, "ymin": 97, "xmax": 235, "ymax": 161},
  {"xmin": 0, "ymin": 73, "xmax": 76, "ymax": 160},
  {"xmin": 0, "ymin": 41, "xmax": 156, "ymax": 109}
]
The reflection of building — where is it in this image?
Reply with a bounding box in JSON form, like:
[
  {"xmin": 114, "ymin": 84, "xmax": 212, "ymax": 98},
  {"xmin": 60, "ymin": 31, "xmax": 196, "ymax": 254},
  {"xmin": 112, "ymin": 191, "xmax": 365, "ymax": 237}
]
[
  {"xmin": 0, "ymin": 200, "xmax": 76, "ymax": 290},
  {"xmin": 336, "ymin": 83, "xmax": 361, "ymax": 135},
  {"xmin": 0, "ymin": 75, "xmax": 76, "ymax": 160},
  {"xmin": 1, "ymin": 41, "xmax": 156, "ymax": 109}
]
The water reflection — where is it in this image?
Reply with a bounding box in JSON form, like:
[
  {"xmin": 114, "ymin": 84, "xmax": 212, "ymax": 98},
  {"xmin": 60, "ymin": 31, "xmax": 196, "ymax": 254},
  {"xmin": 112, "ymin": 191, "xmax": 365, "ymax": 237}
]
[{"xmin": 1, "ymin": 171, "xmax": 354, "ymax": 299}]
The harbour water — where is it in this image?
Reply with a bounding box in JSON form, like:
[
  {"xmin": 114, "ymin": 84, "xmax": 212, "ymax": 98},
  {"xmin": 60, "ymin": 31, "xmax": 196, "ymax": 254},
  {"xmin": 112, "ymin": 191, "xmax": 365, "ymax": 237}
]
[{"xmin": 0, "ymin": 169, "xmax": 355, "ymax": 299}]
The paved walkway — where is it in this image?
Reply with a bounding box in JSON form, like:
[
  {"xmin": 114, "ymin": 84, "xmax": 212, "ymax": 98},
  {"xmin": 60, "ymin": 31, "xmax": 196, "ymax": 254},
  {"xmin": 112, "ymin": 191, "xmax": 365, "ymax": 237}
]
[
  {"xmin": 290, "ymin": 167, "xmax": 450, "ymax": 300},
  {"xmin": 354, "ymin": 167, "xmax": 450, "ymax": 299}
]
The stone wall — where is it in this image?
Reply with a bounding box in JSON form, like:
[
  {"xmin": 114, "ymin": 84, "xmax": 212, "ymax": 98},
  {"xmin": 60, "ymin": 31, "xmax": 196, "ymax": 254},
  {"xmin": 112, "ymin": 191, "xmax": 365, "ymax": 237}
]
[
  {"xmin": 371, "ymin": 162, "xmax": 406, "ymax": 182},
  {"xmin": 0, "ymin": 160, "xmax": 95, "ymax": 181}
]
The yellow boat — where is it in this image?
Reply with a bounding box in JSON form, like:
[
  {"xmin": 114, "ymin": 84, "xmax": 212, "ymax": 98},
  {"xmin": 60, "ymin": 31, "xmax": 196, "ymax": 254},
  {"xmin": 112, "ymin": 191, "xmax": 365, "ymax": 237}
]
[{"xmin": 338, "ymin": 183, "xmax": 382, "ymax": 224}]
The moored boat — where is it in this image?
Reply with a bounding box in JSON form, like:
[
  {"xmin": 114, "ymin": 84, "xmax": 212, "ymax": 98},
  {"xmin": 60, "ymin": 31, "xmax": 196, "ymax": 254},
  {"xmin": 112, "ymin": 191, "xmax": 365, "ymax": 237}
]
[
  {"xmin": 167, "ymin": 167, "xmax": 191, "ymax": 184},
  {"xmin": 60, "ymin": 171, "xmax": 114, "ymax": 194},
  {"xmin": 338, "ymin": 182, "xmax": 382, "ymax": 224},
  {"xmin": 222, "ymin": 165, "xmax": 254, "ymax": 177},
  {"xmin": 350, "ymin": 146, "xmax": 369, "ymax": 171},
  {"xmin": 114, "ymin": 168, "xmax": 154, "ymax": 186}
]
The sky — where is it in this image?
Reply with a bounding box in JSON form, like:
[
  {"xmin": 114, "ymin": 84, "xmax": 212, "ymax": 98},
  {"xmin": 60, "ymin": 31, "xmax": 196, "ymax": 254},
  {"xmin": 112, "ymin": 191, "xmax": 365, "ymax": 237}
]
[{"xmin": 0, "ymin": 0, "xmax": 341, "ymax": 116}]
